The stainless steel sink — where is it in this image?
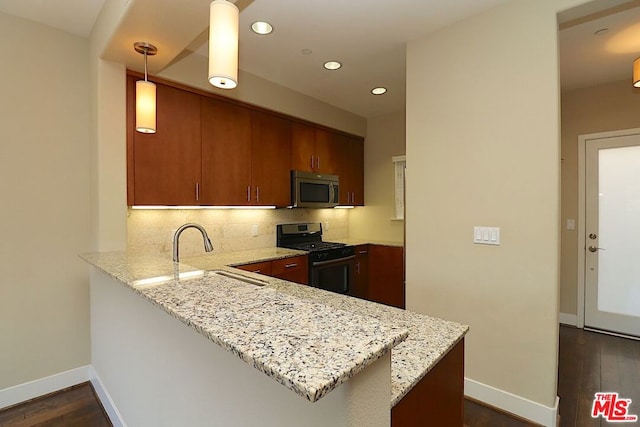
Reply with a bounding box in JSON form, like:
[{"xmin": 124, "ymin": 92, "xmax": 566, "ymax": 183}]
[{"xmin": 210, "ymin": 270, "xmax": 268, "ymax": 287}]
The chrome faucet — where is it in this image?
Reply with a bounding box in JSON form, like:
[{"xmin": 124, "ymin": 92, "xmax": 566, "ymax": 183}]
[{"xmin": 172, "ymin": 223, "xmax": 213, "ymax": 262}]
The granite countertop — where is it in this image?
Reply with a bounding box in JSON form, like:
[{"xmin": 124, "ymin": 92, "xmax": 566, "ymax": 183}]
[
  {"xmin": 334, "ymin": 238, "xmax": 404, "ymax": 247},
  {"xmin": 81, "ymin": 249, "xmax": 408, "ymax": 403},
  {"xmin": 82, "ymin": 247, "xmax": 467, "ymax": 407}
]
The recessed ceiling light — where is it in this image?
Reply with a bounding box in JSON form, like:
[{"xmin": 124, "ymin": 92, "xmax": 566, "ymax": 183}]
[
  {"xmin": 301, "ymin": 48, "xmax": 313, "ymax": 55},
  {"xmin": 593, "ymin": 28, "xmax": 609, "ymax": 36},
  {"xmin": 371, "ymin": 87, "xmax": 387, "ymax": 95},
  {"xmin": 323, "ymin": 61, "xmax": 342, "ymax": 70},
  {"xmin": 251, "ymin": 21, "xmax": 273, "ymax": 35}
]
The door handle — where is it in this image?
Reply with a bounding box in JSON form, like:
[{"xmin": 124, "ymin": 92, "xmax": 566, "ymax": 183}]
[{"xmin": 588, "ymin": 246, "xmax": 606, "ymax": 252}]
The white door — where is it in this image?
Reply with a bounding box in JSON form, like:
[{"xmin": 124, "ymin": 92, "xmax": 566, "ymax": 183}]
[{"xmin": 584, "ymin": 133, "xmax": 640, "ymax": 337}]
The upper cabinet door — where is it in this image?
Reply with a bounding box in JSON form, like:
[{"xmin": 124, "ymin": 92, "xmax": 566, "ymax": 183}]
[
  {"xmin": 200, "ymin": 97, "xmax": 252, "ymax": 205},
  {"xmin": 313, "ymin": 128, "xmax": 339, "ymax": 174},
  {"xmin": 290, "ymin": 122, "xmax": 316, "ymax": 173},
  {"xmin": 129, "ymin": 76, "xmax": 201, "ymax": 206},
  {"xmin": 290, "ymin": 123, "xmax": 340, "ymax": 175},
  {"xmin": 251, "ymin": 111, "xmax": 291, "ymax": 207},
  {"xmin": 348, "ymin": 137, "xmax": 365, "ymax": 206}
]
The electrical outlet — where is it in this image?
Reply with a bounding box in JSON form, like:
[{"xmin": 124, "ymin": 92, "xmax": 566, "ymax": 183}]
[
  {"xmin": 252, "ymin": 224, "xmax": 259, "ymax": 237},
  {"xmin": 324, "ymin": 221, "xmax": 329, "ymax": 231}
]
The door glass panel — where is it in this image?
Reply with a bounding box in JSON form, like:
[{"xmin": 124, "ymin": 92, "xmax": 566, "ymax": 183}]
[{"xmin": 597, "ymin": 146, "xmax": 640, "ymax": 317}]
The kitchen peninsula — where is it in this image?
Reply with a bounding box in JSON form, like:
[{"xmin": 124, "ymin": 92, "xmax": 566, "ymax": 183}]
[{"xmin": 82, "ymin": 248, "xmax": 467, "ymax": 426}]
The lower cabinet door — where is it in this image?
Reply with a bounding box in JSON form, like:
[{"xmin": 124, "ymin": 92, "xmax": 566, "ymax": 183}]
[
  {"xmin": 235, "ymin": 256, "xmax": 309, "ymax": 285},
  {"xmin": 271, "ymin": 256, "xmax": 309, "ymax": 285},
  {"xmin": 236, "ymin": 261, "xmax": 272, "ymax": 276}
]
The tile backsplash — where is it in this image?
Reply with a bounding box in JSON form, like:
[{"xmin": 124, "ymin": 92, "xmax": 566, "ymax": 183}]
[{"xmin": 127, "ymin": 208, "xmax": 350, "ymax": 258}]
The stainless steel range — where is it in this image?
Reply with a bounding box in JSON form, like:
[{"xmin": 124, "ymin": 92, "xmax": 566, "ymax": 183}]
[{"xmin": 276, "ymin": 223, "xmax": 355, "ymax": 294}]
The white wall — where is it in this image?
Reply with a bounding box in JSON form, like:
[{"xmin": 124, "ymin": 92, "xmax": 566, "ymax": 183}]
[
  {"xmin": 350, "ymin": 111, "xmax": 405, "ymax": 244},
  {"xmin": 405, "ymin": 0, "xmax": 586, "ymax": 417},
  {"xmin": 0, "ymin": 12, "xmax": 91, "ymax": 389}
]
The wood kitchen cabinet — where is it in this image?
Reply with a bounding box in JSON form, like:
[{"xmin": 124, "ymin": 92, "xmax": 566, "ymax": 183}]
[
  {"xmin": 200, "ymin": 96, "xmax": 252, "ymax": 205},
  {"xmin": 201, "ymin": 102, "xmax": 291, "ymax": 207},
  {"xmin": 127, "ymin": 71, "xmax": 363, "ymax": 207},
  {"xmin": 291, "ymin": 123, "xmax": 339, "ymax": 174},
  {"xmin": 270, "ymin": 256, "xmax": 308, "ymax": 285},
  {"xmin": 236, "ymin": 260, "xmax": 272, "ymax": 276},
  {"xmin": 335, "ymin": 135, "xmax": 364, "ymax": 206},
  {"xmin": 368, "ymin": 245, "xmax": 404, "ymax": 309},
  {"xmin": 351, "ymin": 244, "xmax": 369, "ymax": 300},
  {"xmin": 392, "ymin": 339, "xmax": 464, "ymax": 426},
  {"xmin": 250, "ymin": 111, "xmax": 291, "ymax": 206},
  {"xmin": 127, "ymin": 75, "xmax": 201, "ymax": 205},
  {"xmin": 235, "ymin": 255, "xmax": 308, "ymax": 285},
  {"xmin": 291, "ymin": 123, "xmax": 364, "ymax": 206}
]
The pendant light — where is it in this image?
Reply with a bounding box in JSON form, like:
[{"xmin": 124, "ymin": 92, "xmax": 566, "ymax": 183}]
[
  {"xmin": 208, "ymin": 0, "xmax": 239, "ymax": 89},
  {"xmin": 634, "ymin": 57, "xmax": 640, "ymax": 88},
  {"xmin": 134, "ymin": 42, "xmax": 158, "ymax": 133}
]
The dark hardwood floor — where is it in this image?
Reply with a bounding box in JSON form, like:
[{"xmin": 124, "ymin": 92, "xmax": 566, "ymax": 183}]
[
  {"xmin": 558, "ymin": 325, "xmax": 640, "ymax": 427},
  {"xmin": 1, "ymin": 326, "xmax": 637, "ymax": 426},
  {"xmin": 0, "ymin": 382, "xmax": 110, "ymax": 427}
]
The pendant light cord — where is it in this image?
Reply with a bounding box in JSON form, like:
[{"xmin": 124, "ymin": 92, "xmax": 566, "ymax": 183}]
[{"xmin": 144, "ymin": 50, "xmax": 149, "ymax": 82}]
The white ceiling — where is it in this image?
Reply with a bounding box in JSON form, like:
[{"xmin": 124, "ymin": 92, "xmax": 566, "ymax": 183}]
[
  {"xmin": 560, "ymin": 3, "xmax": 640, "ymax": 91},
  {"xmin": 0, "ymin": 0, "xmax": 105, "ymax": 37},
  {"xmin": 1, "ymin": 0, "xmax": 640, "ymax": 116}
]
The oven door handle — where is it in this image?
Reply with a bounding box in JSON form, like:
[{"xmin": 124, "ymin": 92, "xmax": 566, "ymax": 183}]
[{"xmin": 311, "ymin": 255, "xmax": 355, "ymax": 267}]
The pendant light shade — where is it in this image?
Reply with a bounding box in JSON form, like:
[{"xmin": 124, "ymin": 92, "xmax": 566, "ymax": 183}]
[
  {"xmin": 634, "ymin": 57, "xmax": 640, "ymax": 88},
  {"xmin": 208, "ymin": 0, "xmax": 239, "ymax": 89},
  {"xmin": 134, "ymin": 42, "xmax": 158, "ymax": 134},
  {"xmin": 136, "ymin": 80, "xmax": 156, "ymax": 133}
]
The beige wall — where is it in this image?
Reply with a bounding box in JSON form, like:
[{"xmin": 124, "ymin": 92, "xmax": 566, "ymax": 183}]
[
  {"xmin": 560, "ymin": 79, "xmax": 640, "ymax": 315},
  {"xmin": 0, "ymin": 13, "xmax": 91, "ymax": 389},
  {"xmin": 159, "ymin": 54, "xmax": 367, "ymax": 137},
  {"xmin": 349, "ymin": 110, "xmax": 405, "ymax": 244},
  {"xmin": 406, "ymin": 0, "xmax": 585, "ymax": 411}
]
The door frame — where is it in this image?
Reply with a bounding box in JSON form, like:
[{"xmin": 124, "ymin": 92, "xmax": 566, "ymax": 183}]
[{"xmin": 576, "ymin": 127, "xmax": 640, "ymax": 329}]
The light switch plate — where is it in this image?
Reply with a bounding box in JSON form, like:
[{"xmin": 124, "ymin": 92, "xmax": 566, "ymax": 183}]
[
  {"xmin": 567, "ymin": 219, "xmax": 575, "ymax": 230},
  {"xmin": 474, "ymin": 226, "xmax": 500, "ymax": 245},
  {"xmin": 252, "ymin": 224, "xmax": 259, "ymax": 237}
]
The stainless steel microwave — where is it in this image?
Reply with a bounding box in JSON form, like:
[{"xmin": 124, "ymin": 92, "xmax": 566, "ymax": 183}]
[{"xmin": 291, "ymin": 171, "xmax": 339, "ymax": 208}]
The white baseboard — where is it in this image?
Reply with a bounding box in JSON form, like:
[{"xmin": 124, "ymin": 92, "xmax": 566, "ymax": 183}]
[
  {"xmin": 89, "ymin": 367, "xmax": 126, "ymax": 427},
  {"xmin": 0, "ymin": 366, "xmax": 91, "ymax": 410},
  {"xmin": 559, "ymin": 312, "xmax": 578, "ymax": 326},
  {"xmin": 465, "ymin": 378, "xmax": 559, "ymax": 427}
]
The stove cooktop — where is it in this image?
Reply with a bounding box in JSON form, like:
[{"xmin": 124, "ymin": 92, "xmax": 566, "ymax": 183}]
[{"xmin": 285, "ymin": 241, "xmax": 347, "ymax": 252}]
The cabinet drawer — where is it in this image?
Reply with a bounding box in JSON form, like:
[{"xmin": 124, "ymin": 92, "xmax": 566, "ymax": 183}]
[
  {"xmin": 271, "ymin": 256, "xmax": 308, "ymax": 276},
  {"xmin": 271, "ymin": 255, "xmax": 308, "ymax": 285},
  {"xmin": 236, "ymin": 261, "xmax": 272, "ymax": 276}
]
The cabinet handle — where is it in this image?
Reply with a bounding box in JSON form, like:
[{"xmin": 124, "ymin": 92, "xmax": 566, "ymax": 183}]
[
  {"xmin": 254, "ymin": 270, "xmax": 261, "ymax": 273},
  {"xmin": 311, "ymin": 155, "xmax": 315, "ymax": 170},
  {"xmin": 247, "ymin": 186, "xmax": 251, "ymax": 202},
  {"xmin": 284, "ymin": 263, "xmax": 298, "ymax": 268},
  {"xmin": 195, "ymin": 183, "xmax": 200, "ymax": 201},
  {"xmin": 317, "ymin": 156, "xmax": 320, "ymax": 170},
  {"xmin": 358, "ymin": 250, "xmax": 368, "ymax": 255},
  {"xmin": 356, "ymin": 261, "xmax": 360, "ymax": 274},
  {"xmin": 256, "ymin": 186, "xmax": 260, "ymax": 202}
]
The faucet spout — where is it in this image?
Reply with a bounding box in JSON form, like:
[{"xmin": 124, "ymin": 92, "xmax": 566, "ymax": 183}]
[{"xmin": 172, "ymin": 223, "xmax": 214, "ymax": 263}]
